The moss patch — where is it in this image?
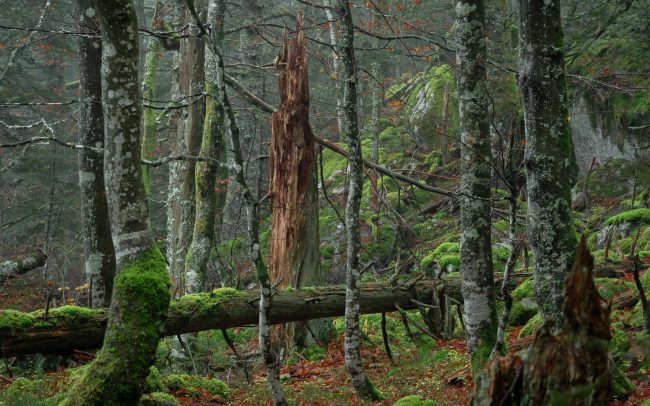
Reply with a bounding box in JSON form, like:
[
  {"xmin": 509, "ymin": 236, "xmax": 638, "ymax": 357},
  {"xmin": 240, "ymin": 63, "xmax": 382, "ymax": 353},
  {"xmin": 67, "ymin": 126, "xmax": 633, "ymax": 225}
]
[
  {"xmin": 393, "ymin": 394, "xmax": 438, "ymax": 406},
  {"xmin": 163, "ymin": 373, "xmax": 229, "ymax": 399},
  {"xmin": 606, "ymin": 208, "xmax": 650, "ymax": 226},
  {"xmin": 519, "ymin": 313, "xmax": 543, "ymax": 338},
  {"xmin": 141, "ymin": 391, "xmax": 179, "ymax": 405},
  {"xmin": 0, "ymin": 309, "xmax": 34, "ymax": 332}
]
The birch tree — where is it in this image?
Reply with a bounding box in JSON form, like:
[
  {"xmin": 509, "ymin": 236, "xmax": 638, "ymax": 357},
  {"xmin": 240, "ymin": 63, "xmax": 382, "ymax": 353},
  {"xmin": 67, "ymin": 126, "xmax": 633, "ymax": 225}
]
[
  {"xmin": 62, "ymin": 1, "xmax": 171, "ymax": 403},
  {"xmin": 455, "ymin": 0, "xmax": 498, "ymax": 373},
  {"xmin": 76, "ymin": 0, "xmax": 116, "ymax": 308},
  {"xmin": 518, "ymin": 0, "xmax": 578, "ymax": 328},
  {"xmin": 336, "ymin": 0, "xmax": 381, "ymax": 400}
]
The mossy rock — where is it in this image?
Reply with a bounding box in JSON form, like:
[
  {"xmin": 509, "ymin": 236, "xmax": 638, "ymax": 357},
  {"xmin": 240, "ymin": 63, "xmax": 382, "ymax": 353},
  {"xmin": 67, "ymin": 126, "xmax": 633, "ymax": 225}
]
[
  {"xmin": 432, "ymin": 242, "xmax": 459, "ymax": 257},
  {"xmin": 611, "ymin": 360, "xmax": 635, "ymax": 400},
  {"xmin": 438, "ymin": 255, "xmax": 460, "ymax": 272},
  {"xmin": 606, "ymin": 208, "xmax": 650, "ymax": 226},
  {"xmin": 574, "ymin": 159, "xmax": 650, "ymax": 201},
  {"xmin": 144, "ymin": 366, "xmax": 165, "ymax": 393},
  {"xmin": 519, "ymin": 313, "xmax": 543, "ymax": 338},
  {"xmin": 163, "ymin": 373, "xmax": 229, "ymax": 399},
  {"xmin": 140, "ymin": 392, "xmax": 179, "ymax": 406},
  {"xmin": 509, "ymin": 279, "xmax": 538, "ymax": 326},
  {"xmin": 393, "ymin": 394, "xmax": 437, "ymax": 406}
]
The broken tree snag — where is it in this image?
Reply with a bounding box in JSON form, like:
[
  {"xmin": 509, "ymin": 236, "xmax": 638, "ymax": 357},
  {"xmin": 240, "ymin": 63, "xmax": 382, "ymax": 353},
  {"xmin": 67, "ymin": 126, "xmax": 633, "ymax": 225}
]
[
  {"xmin": 0, "ymin": 279, "xmax": 440, "ymax": 357},
  {"xmin": 0, "ymin": 252, "xmax": 47, "ymax": 284},
  {"xmin": 268, "ymin": 13, "xmax": 323, "ymax": 348},
  {"xmin": 473, "ymin": 237, "xmax": 611, "ymax": 405}
]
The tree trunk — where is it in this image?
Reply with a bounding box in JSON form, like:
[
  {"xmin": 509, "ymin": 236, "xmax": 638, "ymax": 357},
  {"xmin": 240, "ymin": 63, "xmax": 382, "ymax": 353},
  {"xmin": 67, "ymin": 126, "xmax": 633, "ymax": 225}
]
[
  {"xmin": 0, "ymin": 279, "xmax": 448, "ymax": 357},
  {"xmin": 61, "ymin": 2, "xmax": 171, "ymax": 405},
  {"xmin": 141, "ymin": 2, "xmax": 163, "ymax": 200},
  {"xmin": 473, "ymin": 238, "xmax": 611, "ymax": 405},
  {"xmin": 368, "ymin": 62, "xmax": 381, "ymax": 214},
  {"xmin": 336, "ymin": 0, "xmax": 381, "ymax": 400},
  {"xmin": 455, "ymin": 0, "xmax": 498, "ymax": 374},
  {"xmin": 76, "ymin": 0, "xmax": 116, "ymax": 309},
  {"xmin": 167, "ymin": 0, "xmax": 206, "ymax": 294},
  {"xmin": 184, "ymin": 0, "xmax": 228, "ymax": 293},
  {"xmin": 323, "ymin": 0, "xmax": 345, "ymax": 135},
  {"xmin": 518, "ymin": 0, "xmax": 578, "ymax": 329},
  {"xmin": 268, "ymin": 14, "xmax": 326, "ymax": 350}
]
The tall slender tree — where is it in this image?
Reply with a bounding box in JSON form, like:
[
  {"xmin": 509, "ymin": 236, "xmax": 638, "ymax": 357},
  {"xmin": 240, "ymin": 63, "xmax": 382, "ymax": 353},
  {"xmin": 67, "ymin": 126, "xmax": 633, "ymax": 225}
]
[
  {"xmin": 76, "ymin": 0, "xmax": 116, "ymax": 308},
  {"xmin": 518, "ymin": 0, "xmax": 578, "ymax": 328},
  {"xmin": 62, "ymin": 1, "xmax": 171, "ymax": 404},
  {"xmin": 455, "ymin": 0, "xmax": 498, "ymax": 374},
  {"xmin": 336, "ymin": 0, "xmax": 381, "ymax": 400},
  {"xmin": 184, "ymin": 0, "xmax": 228, "ymax": 292}
]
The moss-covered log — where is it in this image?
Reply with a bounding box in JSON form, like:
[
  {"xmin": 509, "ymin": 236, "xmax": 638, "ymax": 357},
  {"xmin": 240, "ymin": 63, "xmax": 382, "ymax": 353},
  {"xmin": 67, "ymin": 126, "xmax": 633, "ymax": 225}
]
[{"xmin": 0, "ymin": 279, "xmax": 462, "ymax": 357}]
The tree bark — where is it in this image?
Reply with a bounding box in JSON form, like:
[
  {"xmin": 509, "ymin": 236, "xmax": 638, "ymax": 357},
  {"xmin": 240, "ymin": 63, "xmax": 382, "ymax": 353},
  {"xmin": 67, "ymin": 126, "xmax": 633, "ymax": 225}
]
[
  {"xmin": 141, "ymin": 1, "xmax": 163, "ymax": 200},
  {"xmin": 0, "ymin": 279, "xmax": 445, "ymax": 357},
  {"xmin": 61, "ymin": 2, "xmax": 171, "ymax": 404},
  {"xmin": 323, "ymin": 0, "xmax": 345, "ymax": 135},
  {"xmin": 268, "ymin": 14, "xmax": 325, "ymax": 349},
  {"xmin": 335, "ymin": 0, "xmax": 381, "ymax": 400},
  {"xmin": 167, "ymin": 0, "xmax": 206, "ymax": 294},
  {"xmin": 518, "ymin": 0, "xmax": 578, "ymax": 329},
  {"xmin": 455, "ymin": 0, "xmax": 498, "ymax": 374},
  {"xmin": 76, "ymin": 0, "xmax": 116, "ymax": 309},
  {"xmin": 184, "ymin": 0, "xmax": 228, "ymax": 293}
]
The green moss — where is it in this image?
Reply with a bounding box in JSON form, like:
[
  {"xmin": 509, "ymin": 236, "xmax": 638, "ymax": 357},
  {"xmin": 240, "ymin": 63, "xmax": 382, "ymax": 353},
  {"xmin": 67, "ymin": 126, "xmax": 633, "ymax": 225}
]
[
  {"xmin": 606, "ymin": 209, "xmax": 650, "ymax": 225},
  {"xmin": 144, "ymin": 366, "xmax": 164, "ymax": 393},
  {"xmin": 60, "ymin": 245, "xmax": 171, "ymax": 406},
  {"xmin": 211, "ymin": 287, "xmax": 245, "ymax": 299},
  {"xmin": 508, "ymin": 299, "xmax": 537, "ymax": 327},
  {"xmin": 438, "ymin": 255, "xmax": 460, "ymax": 272},
  {"xmin": 611, "ymin": 361, "xmax": 635, "ymax": 399},
  {"xmin": 393, "ymin": 395, "xmax": 437, "ymax": 406},
  {"xmin": 519, "ymin": 313, "xmax": 543, "ymax": 338},
  {"xmin": 609, "ymin": 323, "xmax": 631, "ymax": 355},
  {"xmin": 420, "ymin": 254, "xmax": 436, "ymax": 270},
  {"xmin": 594, "ymin": 278, "xmax": 634, "ymax": 301},
  {"xmin": 163, "ymin": 373, "xmax": 229, "ymax": 399},
  {"xmin": 0, "ymin": 309, "xmax": 34, "ymax": 331},
  {"xmin": 141, "ymin": 391, "xmax": 179, "ymax": 405},
  {"xmin": 432, "ymin": 242, "xmax": 460, "ymax": 257},
  {"xmin": 0, "ymin": 376, "xmax": 64, "ymax": 406}
]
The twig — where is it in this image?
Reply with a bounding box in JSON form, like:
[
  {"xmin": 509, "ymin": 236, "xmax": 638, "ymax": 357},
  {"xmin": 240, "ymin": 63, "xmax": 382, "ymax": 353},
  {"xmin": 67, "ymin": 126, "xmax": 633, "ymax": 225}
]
[{"xmin": 380, "ymin": 313, "xmax": 394, "ymax": 364}]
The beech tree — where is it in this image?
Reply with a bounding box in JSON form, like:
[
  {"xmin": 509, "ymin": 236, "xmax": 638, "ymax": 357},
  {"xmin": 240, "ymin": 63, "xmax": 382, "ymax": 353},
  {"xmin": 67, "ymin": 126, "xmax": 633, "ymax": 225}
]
[
  {"xmin": 62, "ymin": 2, "xmax": 171, "ymax": 404},
  {"xmin": 518, "ymin": 0, "xmax": 578, "ymax": 328},
  {"xmin": 76, "ymin": 0, "xmax": 116, "ymax": 309},
  {"xmin": 455, "ymin": 0, "xmax": 498, "ymax": 374}
]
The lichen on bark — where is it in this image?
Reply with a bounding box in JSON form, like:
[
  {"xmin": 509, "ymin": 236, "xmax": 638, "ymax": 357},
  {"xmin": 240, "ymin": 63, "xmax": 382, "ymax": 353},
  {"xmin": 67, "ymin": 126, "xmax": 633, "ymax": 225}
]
[
  {"xmin": 518, "ymin": 0, "xmax": 578, "ymax": 329},
  {"xmin": 455, "ymin": 0, "xmax": 498, "ymax": 374}
]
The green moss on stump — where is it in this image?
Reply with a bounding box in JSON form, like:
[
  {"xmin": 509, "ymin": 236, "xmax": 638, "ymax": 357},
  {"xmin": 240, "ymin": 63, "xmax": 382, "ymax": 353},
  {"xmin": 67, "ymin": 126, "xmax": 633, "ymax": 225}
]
[{"xmin": 393, "ymin": 394, "xmax": 437, "ymax": 406}]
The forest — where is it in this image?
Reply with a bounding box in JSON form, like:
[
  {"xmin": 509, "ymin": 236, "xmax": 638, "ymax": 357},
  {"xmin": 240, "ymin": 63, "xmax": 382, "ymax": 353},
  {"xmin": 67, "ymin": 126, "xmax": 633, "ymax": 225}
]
[{"xmin": 0, "ymin": 0, "xmax": 649, "ymax": 404}]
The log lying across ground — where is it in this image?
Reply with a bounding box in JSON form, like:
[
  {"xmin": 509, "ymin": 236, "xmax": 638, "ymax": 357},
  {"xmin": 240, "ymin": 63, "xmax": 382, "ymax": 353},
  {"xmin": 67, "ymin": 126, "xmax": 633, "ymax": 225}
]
[
  {"xmin": 0, "ymin": 279, "xmax": 433, "ymax": 356},
  {"xmin": 0, "ymin": 252, "xmax": 47, "ymax": 285},
  {"xmin": 0, "ymin": 273, "xmax": 533, "ymax": 357}
]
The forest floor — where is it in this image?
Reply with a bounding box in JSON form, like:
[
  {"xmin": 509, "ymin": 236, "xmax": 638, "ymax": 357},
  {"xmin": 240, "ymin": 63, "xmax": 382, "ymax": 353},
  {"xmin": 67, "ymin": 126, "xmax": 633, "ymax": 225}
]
[{"xmin": 0, "ymin": 271, "xmax": 649, "ymax": 405}]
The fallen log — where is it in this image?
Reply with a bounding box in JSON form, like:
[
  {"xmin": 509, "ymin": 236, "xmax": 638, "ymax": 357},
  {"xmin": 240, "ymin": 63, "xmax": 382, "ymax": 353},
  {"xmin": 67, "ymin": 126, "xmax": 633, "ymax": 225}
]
[
  {"xmin": 0, "ymin": 279, "xmax": 435, "ymax": 356},
  {"xmin": 0, "ymin": 272, "xmax": 532, "ymax": 357},
  {"xmin": 0, "ymin": 252, "xmax": 47, "ymax": 285}
]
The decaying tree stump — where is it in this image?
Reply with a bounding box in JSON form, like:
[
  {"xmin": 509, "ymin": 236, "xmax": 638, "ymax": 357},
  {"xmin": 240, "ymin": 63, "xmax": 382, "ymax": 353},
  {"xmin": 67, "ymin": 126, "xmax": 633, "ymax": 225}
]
[
  {"xmin": 268, "ymin": 13, "xmax": 325, "ymax": 348},
  {"xmin": 473, "ymin": 236, "xmax": 611, "ymax": 405}
]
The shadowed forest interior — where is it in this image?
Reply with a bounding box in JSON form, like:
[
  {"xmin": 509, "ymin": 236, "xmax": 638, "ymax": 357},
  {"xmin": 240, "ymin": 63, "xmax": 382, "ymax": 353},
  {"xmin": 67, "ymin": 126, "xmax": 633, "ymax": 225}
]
[{"xmin": 0, "ymin": 0, "xmax": 649, "ymax": 405}]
